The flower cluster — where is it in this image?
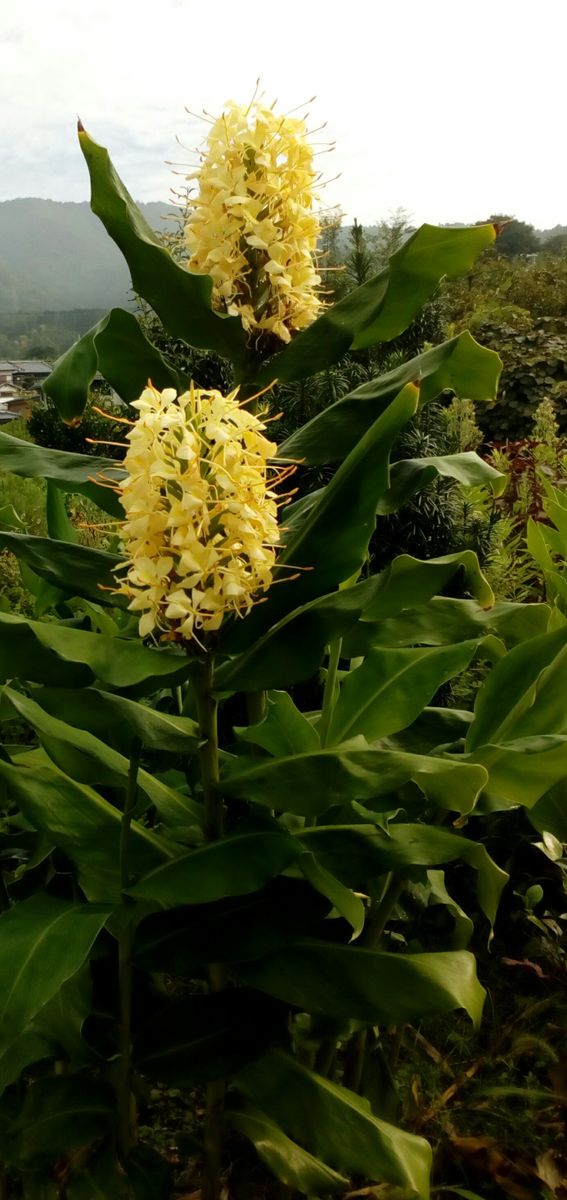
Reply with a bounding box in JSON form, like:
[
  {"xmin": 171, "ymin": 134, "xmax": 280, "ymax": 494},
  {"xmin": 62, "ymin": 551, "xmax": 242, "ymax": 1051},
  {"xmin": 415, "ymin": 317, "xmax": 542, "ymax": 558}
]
[
  {"xmin": 115, "ymin": 383, "xmax": 281, "ymax": 643},
  {"xmin": 184, "ymin": 99, "xmax": 322, "ymax": 344}
]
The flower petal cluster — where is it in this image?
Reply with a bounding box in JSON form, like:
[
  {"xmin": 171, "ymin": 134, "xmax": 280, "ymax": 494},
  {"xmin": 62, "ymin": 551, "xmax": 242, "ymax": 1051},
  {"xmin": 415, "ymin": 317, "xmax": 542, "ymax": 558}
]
[
  {"xmin": 184, "ymin": 99, "xmax": 322, "ymax": 344},
  {"xmin": 115, "ymin": 383, "xmax": 280, "ymax": 643}
]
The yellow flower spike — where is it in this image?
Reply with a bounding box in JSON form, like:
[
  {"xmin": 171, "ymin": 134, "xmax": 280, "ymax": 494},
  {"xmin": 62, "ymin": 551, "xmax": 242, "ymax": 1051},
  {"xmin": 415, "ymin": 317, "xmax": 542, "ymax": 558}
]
[
  {"xmin": 185, "ymin": 98, "xmax": 323, "ymax": 344},
  {"xmin": 115, "ymin": 384, "xmax": 281, "ymax": 645}
]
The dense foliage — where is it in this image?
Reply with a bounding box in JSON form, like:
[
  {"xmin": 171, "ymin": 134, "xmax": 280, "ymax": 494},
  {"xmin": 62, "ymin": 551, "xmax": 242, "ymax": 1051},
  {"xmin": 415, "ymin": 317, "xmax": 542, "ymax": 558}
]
[{"xmin": 0, "ymin": 114, "xmax": 565, "ymax": 1200}]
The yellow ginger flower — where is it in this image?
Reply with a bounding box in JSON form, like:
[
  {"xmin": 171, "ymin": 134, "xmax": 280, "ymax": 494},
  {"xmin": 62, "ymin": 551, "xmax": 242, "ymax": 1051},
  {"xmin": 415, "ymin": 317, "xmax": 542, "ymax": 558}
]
[
  {"xmin": 184, "ymin": 99, "xmax": 322, "ymax": 344},
  {"xmin": 115, "ymin": 383, "xmax": 281, "ymax": 643}
]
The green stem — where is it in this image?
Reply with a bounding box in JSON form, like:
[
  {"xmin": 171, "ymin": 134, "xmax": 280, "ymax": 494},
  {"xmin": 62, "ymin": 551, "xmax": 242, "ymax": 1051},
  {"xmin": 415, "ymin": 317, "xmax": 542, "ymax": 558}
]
[
  {"xmin": 343, "ymin": 1029, "xmax": 367, "ymax": 1093},
  {"xmin": 246, "ymin": 689, "xmax": 267, "ymax": 727},
  {"xmin": 116, "ymin": 741, "xmax": 140, "ymax": 1163},
  {"xmin": 195, "ymin": 658, "xmax": 223, "ymax": 843},
  {"xmin": 318, "ymin": 638, "xmax": 343, "ymax": 750},
  {"xmin": 362, "ymin": 873, "xmax": 405, "ymax": 948},
  {"xmin": 195, "ymin": 657, "xmax": 226, "ymax": 1200}
]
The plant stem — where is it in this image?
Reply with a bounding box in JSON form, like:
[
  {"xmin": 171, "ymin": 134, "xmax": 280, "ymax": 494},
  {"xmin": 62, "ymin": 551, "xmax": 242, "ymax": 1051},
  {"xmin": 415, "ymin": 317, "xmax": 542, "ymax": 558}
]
[
  {"xmin": 318, "ymin": 638, "xmax": 342, "ymax": 749},
  {"xmin": 195, "ymin": 657, "xmax": 226, "ymax": 1200},
  {"xmin": 362, "ymin": 873, "xmax": 405, "ymax": 948},
  {"xmin": 195, "ymin": 658, "xmax": 223, "ymax": 843},
  {"xmin": 116, "ymin": 740, "xmax": 140, "ymax": 1163}
]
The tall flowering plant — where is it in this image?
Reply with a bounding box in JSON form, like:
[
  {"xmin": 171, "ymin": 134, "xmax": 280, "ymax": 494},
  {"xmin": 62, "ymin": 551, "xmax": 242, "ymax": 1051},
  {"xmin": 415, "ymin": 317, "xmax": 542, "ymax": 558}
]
[{"xmin": 2, "ymin": 96, "xmax": 561, "ymax": 1200}]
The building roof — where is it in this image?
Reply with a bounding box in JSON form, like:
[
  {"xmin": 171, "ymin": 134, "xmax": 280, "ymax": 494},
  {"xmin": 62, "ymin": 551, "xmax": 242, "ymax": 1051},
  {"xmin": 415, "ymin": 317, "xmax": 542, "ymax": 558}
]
[{"xmin": 9, "ymin": 360, "xmax": 52, "ymax": 374}]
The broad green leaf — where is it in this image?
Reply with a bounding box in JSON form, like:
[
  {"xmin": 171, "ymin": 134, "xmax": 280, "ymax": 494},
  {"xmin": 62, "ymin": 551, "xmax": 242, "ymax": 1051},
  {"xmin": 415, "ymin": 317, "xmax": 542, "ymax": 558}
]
[
  {"xmin": 466, "ymin": 626, "xmax": 567, "ymax": 750},
  {"xmin": 217, "ymin": 552, "xmax": 494, "ymax": 691},
  {"xmin": 46, "ymin": 479, "xmax": 78, "ymax": 544},
  {"xmin": 224, "ymin": 383, "xmax": 420, "ymax": 649},
  {"xmin": 377, "ymin": 451, "xmax": 506, "ymax": 514},
  {"xmin": 235, "ymin": 691, "xmax": 320, "ymax": 755},
  {"xmin": 254, "ymin": 223, "xmax": 497, "ymax": 387},
  {"xmin": 238, "ymin": 940, "xmax": 485, "ymax": 1026},
  {"xmin": 345, "ymin": 596, "xmax": 550, "ymax": 656},
  {"xmin": 133, "ymin": 989, "xmax": 286, "ymax": 1083},
  {"xmin": 45, "ymin": 307, "xmax": 183, "ymax": 422},
  {"xmin": 134, "ymin": 878, "xmax": 331, "ymax": 974},
  {"xmin": 328, "ymin": 642, "xmax": 480, "ymax": 744},
  {"xmin": 0, "ymin": 431, "xmax": 124, "ymax": 518},
  {"xmin": 130, "ymin": 831, "xmax": 301, "ymax": 906},
  {"xmin": 0, "ymin": 532, "xmax": 123, "ymax": 608},
  {"xmin": 0, "ymin": 758, "xmax": 174, "ymax": 902},
  {"xmin": 222, "ymin": 743, "xmax": 487, "ymax": 816},
  {"xmin": 224, "ymin": 1105, "xmax": 348, "ymax": 1194},
  {"xmin": 237, "ymin": 1048, "xmax": 432, "ymax": 1197},
  {"xmin": 469, "ymin": 735, "xmax": 567, "ymax": 808},
  {"xmin": 0, "ymin": 1029, "xmax": 54, "ymax": 1098},
  {"xmin": 2, "ymin": 1076, "xmax": 113, "ymax": 1169},
  {"xmin": 299, "ymin": 824, "xmax": 507, "ymax": 931},
  {"xmin": 278, "ymin": 332, "xmax": 501, "ymax": 465},
  {"xmin": 299, "ymin": 852, "xmax": 365, "ymax": 940},
  {"xmin": 386, "ymin": 706, "xmax": 473, "ymax": 755},
  {"xmin": 529, "ymin": 783, "xmax": 567, "ymax": 841},
  {"xmin": 527, "ymin": 516, "xmax": 557, "ymax": 573},
  {"xmin": 1, "ymin": 686, "xmax": 200, "ymax": 828},
  {"xmin": 425, "ymin": 870, "xmax": 474, "ymax": 949},
  {"xmin": 35, "ymin": 686, "xmax": 198, "ymax": 755},
  {"xmin": 79, "ymin": 126, "xmax": 247, "ymax": 369},
  {"xmin": 0, "ymin": 612, "xmax": 190, "ymax": 692},
  {"xmin": 0, "ymin": 894, "xmax": 108, "ymax": 1046},
  {"xmin": 66, "ymin": 1152, "xmax": 132, "ymax": 1200}
]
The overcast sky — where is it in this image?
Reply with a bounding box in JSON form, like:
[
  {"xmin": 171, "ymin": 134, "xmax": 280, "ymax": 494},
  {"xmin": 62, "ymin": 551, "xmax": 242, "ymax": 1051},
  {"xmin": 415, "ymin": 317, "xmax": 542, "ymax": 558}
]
[{"xmin": 1, "ymin": 0, "xmax": 566, "ymax": 229}]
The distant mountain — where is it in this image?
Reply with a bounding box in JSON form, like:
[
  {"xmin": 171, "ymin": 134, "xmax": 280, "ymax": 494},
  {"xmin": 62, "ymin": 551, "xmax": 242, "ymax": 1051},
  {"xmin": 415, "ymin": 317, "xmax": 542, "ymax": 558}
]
[{"xmin": 0, "ymin": 198, "xmax": 176, "ymax": 313}]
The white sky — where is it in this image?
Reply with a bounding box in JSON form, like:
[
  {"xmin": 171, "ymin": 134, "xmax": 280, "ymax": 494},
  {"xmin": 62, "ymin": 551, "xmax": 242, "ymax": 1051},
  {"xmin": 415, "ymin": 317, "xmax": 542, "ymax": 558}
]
[{"xmin": 1, "ymin": 0, "xmax": 566, "ymax": 229}]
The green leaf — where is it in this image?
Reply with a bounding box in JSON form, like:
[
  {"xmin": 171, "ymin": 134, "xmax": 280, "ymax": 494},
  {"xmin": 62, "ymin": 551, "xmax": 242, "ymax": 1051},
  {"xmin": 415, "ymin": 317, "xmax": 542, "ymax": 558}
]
[
  {"xmin": 466, "ymin": 626, "xmax": 567, "ymax": 750},
  {"xmin": 237, "ymin": 1048, "xmax": 432, "ymax": 1197},
  {"xmin": 0, "ymin": 757, "xmax": 174, "ymax": 902},
  {"xmin": 2, "ymin": 1076, "xmax": 113, "ymax": 1169},
  {"xmin": 225, "ymin": 383, "xmax": 420, "ymax": 649},
  {"xmin": 328, "ymin": 642, "xmax": 480, "ymax": 744},
  {"xmin": 0, "ymin": 532, "xmax": 123, "ymax": 608},
  {"xmin": 345, "ymin": 596, "xmax": 550, "ymax": 657},
  {"xmin": 224, "ymin": 1105, "xmax": 349, "ymax": 1194},
  {"xmin": 66, "ymin": 1152, "xmax": 133, "ymax": 1200},
  {"xmin": 222, "ymin": 744, "xmax": 487, "ymax": 816},
  {"xmin": 133, "ymin": 989, "xmax": 286, "ymax": 1084},
  {"xmin": 299, "ymin": 824, "xmax": 507, "ymax": 932},
  {"xmin": 45, "ymin": 307, "xmax": 183, "ymax": 422},
  {"xmin": 278, "ymin": 331, "xmax": 501, "ymax": 465},
  {"xmin": 1, "ymin": 686, "xmax": 200, "ymax": 828},
  {"xmin": 0, "ymin": 894, "xmax": 108, "ymax": 1048},
  {"xmin": 299, "ymin": 852, "xmax": 365, "ymax": 940},
  {"xmin": 377, "ymin": 451, "xmax": 507, "ymax": 514},
  {"xmin": 529, "ymin": 784, "xmax": 567, "ymax": 841},
  {"xmin": 0, "ymin": 431, "xmax": 124, "ymax": 518},
  {"xmin": 34, "ymin": 686, "xmax": 198, "ymax": 755},
  {"xmin": 217, "ymin": 552, "xmax": 494, "ymax": 691},
  {"xmin": 255, "ymin": 223, "xmax": 497, "ymax": 387},
  {"xmin": 469, "ymin": 735, "xmax": 567, "ymax": 808},
  {"xmin": 0, "ymin": 611, "xmax": 191, "ymax": 692},
  {"xmin": 134, "ymin": 878, "xmax": 331, "ymax": 974},
  {"xmin": 78, "ymin": 126, "xmax": 247, "ymax": 368},
  {"xmin": 0, "ymin": 1030, "xmax": 55, "ymax": 1098},
  {"xmin": 425, "ymin": 870, "xmax": 474, "ymax": 949},
  {"xmin": 129, "ymin": 830, "xmax": 301, "ymax": 906},
  {"xmin": 235, "ymin": 691, "xmax": 320, "ymax": 755},
  {"xmin": 46, "ymin": 479, "xmax": 78, "ymax": 544},
  {"xmin": 237, "ymin": 940, "xmax": 486, "ymax": 1026}
]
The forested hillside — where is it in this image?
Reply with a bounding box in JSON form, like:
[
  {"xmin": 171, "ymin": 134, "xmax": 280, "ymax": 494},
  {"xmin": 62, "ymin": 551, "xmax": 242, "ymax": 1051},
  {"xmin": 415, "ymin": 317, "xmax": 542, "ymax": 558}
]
[{"xmin": 0, "ymin": 198, "xmax": 175, "ymax": 312}]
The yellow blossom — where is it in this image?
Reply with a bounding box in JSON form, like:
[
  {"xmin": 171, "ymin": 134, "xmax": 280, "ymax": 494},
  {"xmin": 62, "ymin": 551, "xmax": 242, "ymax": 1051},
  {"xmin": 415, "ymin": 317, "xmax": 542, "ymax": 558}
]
[
  {"xmin": 184, "ymin": 99, "xmax": 322, "ymax": 344},
  {"xmin": 115, "ymin": 383, "xmax": 281, "ymax": 643}
]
